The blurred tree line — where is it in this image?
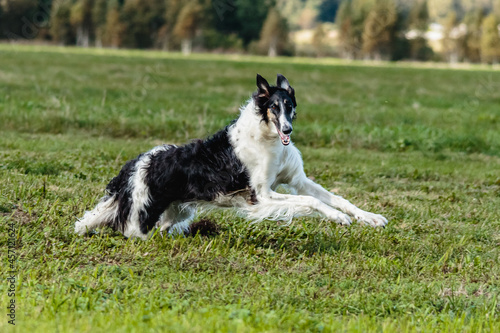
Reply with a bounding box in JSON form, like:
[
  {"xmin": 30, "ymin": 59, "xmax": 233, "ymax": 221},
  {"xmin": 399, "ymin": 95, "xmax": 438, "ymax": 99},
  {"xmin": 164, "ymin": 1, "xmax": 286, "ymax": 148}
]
[
  {"xmin": 0, "ymin": 0, "xmax": 499, "ymax": 62},
  {"xmin": 325, "ymin": 0, "xmax": 500, "ymax": 63},
  {"xmin": 0, "ymin": 0, "xmax": 290, "ymax": 55}
]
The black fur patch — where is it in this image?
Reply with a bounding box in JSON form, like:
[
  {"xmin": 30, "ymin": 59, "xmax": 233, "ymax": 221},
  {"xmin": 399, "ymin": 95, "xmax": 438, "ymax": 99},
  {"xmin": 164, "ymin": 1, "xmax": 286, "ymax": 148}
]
[{"xmin": 106, "ymin": 126, "xmax": 252, "ymax": 235}]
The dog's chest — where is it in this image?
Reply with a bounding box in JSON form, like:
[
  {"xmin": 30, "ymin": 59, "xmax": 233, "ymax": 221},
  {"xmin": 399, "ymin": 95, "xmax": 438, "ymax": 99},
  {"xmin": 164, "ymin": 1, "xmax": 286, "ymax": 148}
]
[{"xmin": 236, "ymin": 139, "xmax": 284, "ymax": 171}]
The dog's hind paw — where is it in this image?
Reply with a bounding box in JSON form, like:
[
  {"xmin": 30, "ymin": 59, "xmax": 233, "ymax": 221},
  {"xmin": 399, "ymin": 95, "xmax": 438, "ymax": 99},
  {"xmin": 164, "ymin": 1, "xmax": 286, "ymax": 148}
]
[
  {"xmin": 74, "ymin": 221, "xmax": 85, "ymax": 235},
  {"xmin": 74, "ymin": 221, "xmax": 95, "ymax": 235},
  {"xmin": 355, "ymin": 212, "xmax": 388, "ymax": 228}
]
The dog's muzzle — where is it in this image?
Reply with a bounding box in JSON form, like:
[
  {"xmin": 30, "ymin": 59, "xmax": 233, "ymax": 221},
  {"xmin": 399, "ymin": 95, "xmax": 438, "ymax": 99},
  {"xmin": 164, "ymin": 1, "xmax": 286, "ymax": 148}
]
[{"xmin": 276, "ymin": 124, "xmax": 292, "ymax": 146}]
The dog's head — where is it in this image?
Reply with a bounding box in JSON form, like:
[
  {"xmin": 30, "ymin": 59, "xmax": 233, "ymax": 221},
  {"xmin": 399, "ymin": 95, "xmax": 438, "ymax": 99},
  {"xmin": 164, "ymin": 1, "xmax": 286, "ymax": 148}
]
[{"xmin": 253, "ymin": 74, "xmax": 297, "ymax": 146}]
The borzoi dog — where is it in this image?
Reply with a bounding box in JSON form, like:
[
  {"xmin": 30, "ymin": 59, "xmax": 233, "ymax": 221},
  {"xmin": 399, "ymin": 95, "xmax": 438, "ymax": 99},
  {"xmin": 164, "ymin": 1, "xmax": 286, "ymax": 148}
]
[{"xmin": 75, "ymin": 74, "xmax": 387, "ymax": 240}]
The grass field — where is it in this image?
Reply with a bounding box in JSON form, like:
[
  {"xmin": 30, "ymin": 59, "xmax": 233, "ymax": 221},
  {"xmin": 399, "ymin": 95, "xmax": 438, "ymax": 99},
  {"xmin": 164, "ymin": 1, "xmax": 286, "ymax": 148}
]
[{"xmin": 0, "ymin": 44, "xmax": 499, "ymax": 332}]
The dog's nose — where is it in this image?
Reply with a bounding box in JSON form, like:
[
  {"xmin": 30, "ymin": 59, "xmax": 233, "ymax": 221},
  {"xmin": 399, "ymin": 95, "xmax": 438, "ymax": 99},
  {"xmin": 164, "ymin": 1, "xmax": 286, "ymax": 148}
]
[{"xmin": 282, "ymin": 126, "xmax": 292, "ymax": 135}]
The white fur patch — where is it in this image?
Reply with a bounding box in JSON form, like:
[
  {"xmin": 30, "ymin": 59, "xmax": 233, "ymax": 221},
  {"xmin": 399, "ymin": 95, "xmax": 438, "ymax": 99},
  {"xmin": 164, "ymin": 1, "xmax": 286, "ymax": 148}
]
[
  {"xmin": 75, "ymin": 195, "xmax": 119, "ymax": 235},
  {"xmin": 126, "ymin": 145, "xmax": 172, "ymax": 237},
  {"xmin": 157, "ymin": 201, "xmax": 196, "ymax": 233}
]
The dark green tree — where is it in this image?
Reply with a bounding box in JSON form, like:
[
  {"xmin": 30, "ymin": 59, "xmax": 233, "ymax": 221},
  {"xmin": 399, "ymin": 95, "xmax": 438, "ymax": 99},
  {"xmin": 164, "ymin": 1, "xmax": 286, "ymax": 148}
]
[
  {"xmin": 407, "ymin": 0, "xmax": 432, "ymax": 60},
  {"xmin": 156, "ymin": 0, "xmax": 183, "ymax": 50},
  {"xmin": 70, "ymin": 0, "xmax": 94, "ymax": 47},
  {"xmin": 120, "ymin": 0, "xmax": 166, "ymax": 49},
  {"xmin": 213, "ymin": 0, "xmax": 274, "ymax": 47},
  {"xmin": 50, "ymin": 0, "xmax": 74, "ymax": 44},
  {"xmin": 92, "ymin": 0, "xmax": 107, "ymax": 47},
  {"xmin": 0, "ymin": 0, "xmax": 39, "ymax": 40},
  {"xmin": 336, "ymin": 0, "xmax": 373, "ymax": 59},
  {"xmin": 362, "ymin": 0, "xmax": 398, "ymax": 60},
  {"xmin": 258, "ymin": 7, "xmax": 291, "ymax": 57},
  {"xmin": 462, "ymin": 9, "xmax": 483, "ymax": 63},
  {"xmin": 173, "ymin": 0, "xmax": 205, "ymax": 54},
  {"xmin": 104, "ymin": 0, "xmax": 125, "ymax": 48}
]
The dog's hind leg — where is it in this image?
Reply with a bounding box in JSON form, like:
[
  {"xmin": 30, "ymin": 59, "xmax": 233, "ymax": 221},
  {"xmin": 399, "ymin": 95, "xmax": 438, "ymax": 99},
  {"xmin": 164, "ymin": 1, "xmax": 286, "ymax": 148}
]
[
  {"xmin": 75, "ymin": 196, "xmax": 119, "ymax": 235},
  {"xmin": 157, "ymin": 202, "xmax": 196, "ymax": 236}
]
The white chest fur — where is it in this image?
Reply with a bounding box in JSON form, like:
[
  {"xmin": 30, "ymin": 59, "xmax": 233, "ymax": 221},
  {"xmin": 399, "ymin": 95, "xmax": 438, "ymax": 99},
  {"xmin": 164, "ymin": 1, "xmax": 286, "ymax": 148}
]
[{"xmin": 228, "ymin": 100, "xmax": 300, "ymax": 196}]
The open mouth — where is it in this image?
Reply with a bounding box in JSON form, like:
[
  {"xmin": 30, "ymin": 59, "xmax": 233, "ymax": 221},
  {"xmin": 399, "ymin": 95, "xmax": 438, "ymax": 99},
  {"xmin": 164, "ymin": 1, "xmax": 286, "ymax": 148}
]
[{"xmin": 275, "ymin": 124, "xmax": 291, "ymax": 146}]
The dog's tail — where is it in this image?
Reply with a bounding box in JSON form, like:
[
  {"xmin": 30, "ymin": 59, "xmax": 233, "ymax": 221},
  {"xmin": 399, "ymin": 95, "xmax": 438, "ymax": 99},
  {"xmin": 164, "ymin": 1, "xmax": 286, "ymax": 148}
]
[{"xmin": 74, "ymin": 195, "xmax": 120, "ymax": 235}]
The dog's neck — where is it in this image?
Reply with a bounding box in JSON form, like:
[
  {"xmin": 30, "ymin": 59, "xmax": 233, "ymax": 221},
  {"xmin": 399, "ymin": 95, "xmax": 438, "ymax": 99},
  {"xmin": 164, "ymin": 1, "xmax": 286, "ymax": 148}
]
[
  {"xmin": 229, "ymin": 99, "xmax": 287, "ymax": 197},
  {"xmin": 234, "ymin": 99, "xmax": 281, "ymax": 145}
]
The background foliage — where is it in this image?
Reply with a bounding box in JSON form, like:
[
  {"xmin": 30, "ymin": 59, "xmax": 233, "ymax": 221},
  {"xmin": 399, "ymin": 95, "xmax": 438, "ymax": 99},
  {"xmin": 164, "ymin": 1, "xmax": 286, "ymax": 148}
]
[{"xmin": 1, "ymin": 0, "xmax": 500, "ymax": 61}]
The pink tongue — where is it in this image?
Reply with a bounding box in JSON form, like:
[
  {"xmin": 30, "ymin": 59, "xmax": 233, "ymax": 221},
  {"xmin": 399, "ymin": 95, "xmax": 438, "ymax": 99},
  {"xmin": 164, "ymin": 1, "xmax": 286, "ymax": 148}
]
[{"xmin": 278, "ymin": 130, "xmax": 290, "ymax": 145}]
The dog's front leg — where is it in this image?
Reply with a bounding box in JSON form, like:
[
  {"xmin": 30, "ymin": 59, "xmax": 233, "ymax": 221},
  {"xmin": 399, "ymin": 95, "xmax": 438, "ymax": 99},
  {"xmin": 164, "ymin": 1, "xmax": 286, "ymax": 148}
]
[
  {"xmin": 249, "ymin": 191, "xmax": 353, "ymax": 226},
  {"xmin": 293, "ymin": 177, "xmax": 388, "ymax": 227}
]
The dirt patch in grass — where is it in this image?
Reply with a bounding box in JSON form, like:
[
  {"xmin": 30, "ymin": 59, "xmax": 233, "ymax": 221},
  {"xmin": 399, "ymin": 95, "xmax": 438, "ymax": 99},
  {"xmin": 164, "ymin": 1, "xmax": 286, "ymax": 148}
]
[
  {"xmin": 1, "ymin": 208, "xmax": 36, "ymax": 225},
  {"xmin": 186, "ymin": 219, "xmax": 221, "ymax": 237}
]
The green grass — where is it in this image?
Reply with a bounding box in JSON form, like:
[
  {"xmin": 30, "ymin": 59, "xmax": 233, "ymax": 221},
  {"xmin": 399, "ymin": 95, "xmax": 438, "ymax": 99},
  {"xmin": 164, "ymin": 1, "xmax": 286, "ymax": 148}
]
[{"xmin": 0, "ymin": 44, "xmax": 499, "ymax": 332}]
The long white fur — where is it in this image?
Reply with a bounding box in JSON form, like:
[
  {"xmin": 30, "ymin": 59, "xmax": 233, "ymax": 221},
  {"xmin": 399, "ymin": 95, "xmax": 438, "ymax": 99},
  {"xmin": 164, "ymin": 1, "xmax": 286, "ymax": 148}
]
[
  {"xmin": 227, "ymin": 99, "xmax": 387, "ymax": 227},
  {"xmin": 75, "ymin": 196, "xmax": 120, "ymax": 235},
  {"xmin": 157, "ymin": 201, "xmax": 195, "ymax": 235}
]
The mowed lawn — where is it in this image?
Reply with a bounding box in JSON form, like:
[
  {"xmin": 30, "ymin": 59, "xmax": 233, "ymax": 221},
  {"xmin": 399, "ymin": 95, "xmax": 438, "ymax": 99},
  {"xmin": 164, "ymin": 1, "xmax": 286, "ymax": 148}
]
[{"xmin": 0, "ymin": 44, "xmax": 499, "ymax": 332}]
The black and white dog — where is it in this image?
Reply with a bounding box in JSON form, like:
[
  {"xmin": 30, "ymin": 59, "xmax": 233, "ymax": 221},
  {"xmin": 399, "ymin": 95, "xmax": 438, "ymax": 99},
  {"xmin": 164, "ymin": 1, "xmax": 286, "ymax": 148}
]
[{"xmin": 75, "ymin": 74, "xmax": 387, "ymax": 240}]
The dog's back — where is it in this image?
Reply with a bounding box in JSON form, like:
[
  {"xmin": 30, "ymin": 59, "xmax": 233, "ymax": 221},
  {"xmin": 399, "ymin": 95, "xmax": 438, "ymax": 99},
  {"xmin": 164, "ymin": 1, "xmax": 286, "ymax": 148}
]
[{"xmin": 76, "ymin": 126, "xmax": 252, "ymax": 239}]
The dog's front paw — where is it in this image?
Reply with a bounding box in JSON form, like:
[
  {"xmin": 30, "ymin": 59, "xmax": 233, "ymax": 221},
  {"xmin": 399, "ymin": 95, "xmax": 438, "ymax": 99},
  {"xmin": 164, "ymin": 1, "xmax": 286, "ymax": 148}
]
[
  {"xmin": 355, "ymin": 212, "xmax": 388, "ymax": 228},
  {"xmin": 74, "ymin": 221, "xmax": 97, "ymax": 236},
  {"xmin": 331, "ymin": 211, "xmax": 352, "ymax": 226}
]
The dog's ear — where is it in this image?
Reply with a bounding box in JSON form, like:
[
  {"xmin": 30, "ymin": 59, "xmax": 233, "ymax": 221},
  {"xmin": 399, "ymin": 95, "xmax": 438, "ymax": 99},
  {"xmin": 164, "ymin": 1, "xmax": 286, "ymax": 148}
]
[
  {"xmin": 277, "ymin": 74, "xmax": 297, "ymax": 107},
  {"xmin": 277, "ymin": 74, "xmax": 291, "ymax": 90},
  {"xmin": 256, "ymin": 74, "xmax": 271, "ymax": 97}
]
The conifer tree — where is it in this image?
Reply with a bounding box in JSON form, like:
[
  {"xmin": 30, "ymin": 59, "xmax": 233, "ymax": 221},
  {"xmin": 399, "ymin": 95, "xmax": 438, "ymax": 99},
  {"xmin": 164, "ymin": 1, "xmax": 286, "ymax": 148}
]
[
  {"xmin": 70, "ymin": 0, "xmax": 94, "ymax": 47},
  {"xmin": 463, "ymin": 9, "xmax": 483, "ymax": 63},
  {"xmin": 407, "ymin": 0, "xmax": 432, "ymax": 60},
  {"xmin": 121, "ymin": 0, "xmax": 166, "ymax": 49},
  {"xmin": 258, "ymin": 7, "xmax": 291, "ymax": 57},
  {"xmin": 104, "ymin": 0, "xmax": 125, "ymax": 48},
  {"xmin": 210, "ymin": 0, "xmax": 273, "ymax": 49},
  {"xmin": 236, "ymin": 0, "xmax": 273, "ymax": 46},
  {"xmin": 1, "ymin": 0, "xmax": 38, "ymax": 40},
  {"xmin": 362, "ymin": 0, "xmax": 398, "ymax": 60},
  {"xmin": 157, "ymin": 0, "xmax": 183, "ymax": 50},
  {"xmin": 335, "ymin": 0, "xmax": 372, "ymax": 59},
  {"xmin": 92, "ymin": 0, "xmax": 108, "ymax": 47},
  {"xmin": 173, "ymin": 1, "xmax": 204, "ymax": 55},
  {"xmin": 50, "ymin": 0, "xmax": 74, "ymax": 45}
]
